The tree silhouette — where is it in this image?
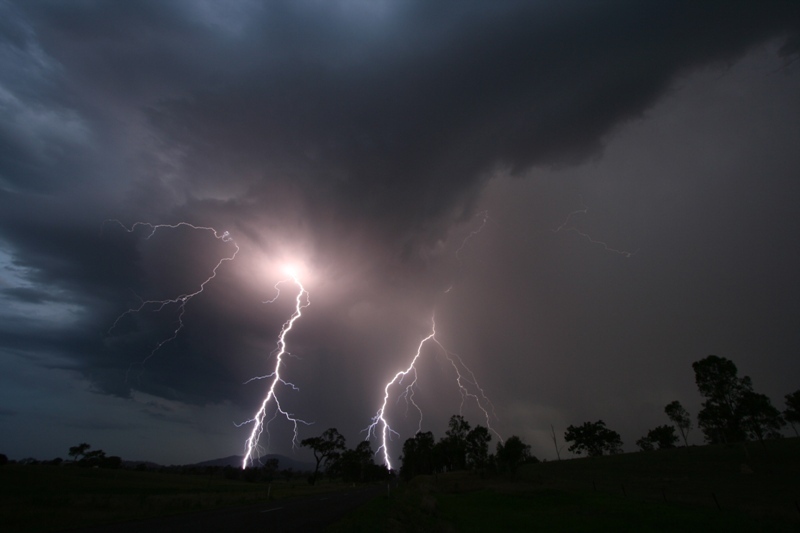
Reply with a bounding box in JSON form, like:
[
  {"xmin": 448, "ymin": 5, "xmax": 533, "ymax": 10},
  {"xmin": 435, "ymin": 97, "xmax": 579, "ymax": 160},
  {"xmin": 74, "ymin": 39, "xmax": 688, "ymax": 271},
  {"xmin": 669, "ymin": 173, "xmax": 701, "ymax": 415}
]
[
  {"xmin": 738, "ymin": 391, "xmax": 785, "ymax": 446},
  {"xmin": 68, "ymin": 443, "xmax": 91, "ymax": 462},
  {"xmin": 693, "ymin": 355, "xmax": 752, "ymax": 443},
  {"xmin": 637, "ymin": 425, "xmax": 678, "ymax": 451},
  {"xmin": 564, "ymin": 420, "xmax": 622, "ymax": 457},
  {"xmin": 784, "ymin": 390, "xmax": 800, "ymax": 437},
  {"xmin": 465, "ymin": 425, "xmax": 492, "ymax": 471},
  {"xmin": 399, "ymin": 431, "xmax": 435, "ymax": 480},
  {"xmin": 332, "ymin": 441, "xmax": 378, "ymax": 483},
  {"xmin": 496, "ymin": 435, "xmax": 533, "ymax": 474},
  {"xmin": 636, "ymin": 436, "xmax": 654, "ymax": 451},
  {"xmin": 301, "ymin": 428, "xmax": 345, "ymax": 485},
  {"xmin": 439, "ymin": 415, "xmax": 471, "ymax": 471},
  {"xmin": 68, "ymin": 443, "xmax": 108, "ymax": 467},
  {"xmin": 664, "ymin": 400, "xmax": 692, "ymax": 447}
]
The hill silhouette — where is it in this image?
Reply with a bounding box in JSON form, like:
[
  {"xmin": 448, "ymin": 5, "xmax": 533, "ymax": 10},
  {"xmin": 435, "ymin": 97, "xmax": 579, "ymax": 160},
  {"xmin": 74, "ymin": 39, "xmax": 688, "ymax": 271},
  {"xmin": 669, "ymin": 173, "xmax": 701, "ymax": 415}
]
[{"xmin": 191, "ymin": 453, "xmax": 314, "ymax": 472}]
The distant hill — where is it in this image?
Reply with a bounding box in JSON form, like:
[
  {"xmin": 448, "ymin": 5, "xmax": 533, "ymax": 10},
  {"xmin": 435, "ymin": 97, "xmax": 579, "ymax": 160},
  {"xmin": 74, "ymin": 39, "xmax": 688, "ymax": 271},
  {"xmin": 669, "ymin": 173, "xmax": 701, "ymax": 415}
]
[
  {"xmin": 191, "ymin": 454, "xmax": 314, "ymax": 472},
  {"xmin": 121, "ymin": 460, "xmax": 161, "ymax": 469}
]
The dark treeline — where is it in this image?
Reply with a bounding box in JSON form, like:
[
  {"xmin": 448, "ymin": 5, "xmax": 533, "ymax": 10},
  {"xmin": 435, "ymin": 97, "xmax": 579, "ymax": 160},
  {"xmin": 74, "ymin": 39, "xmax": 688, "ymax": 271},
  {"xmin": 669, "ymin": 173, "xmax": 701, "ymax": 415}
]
[
  {"xmin": 300, "ymin": 428, "xmax": 390, "ymax": 485},
  {"xmin": 1, "ymin": 443, "xmax": 312, "ymax": 485},
  {"xmin": 395, "ymin": 415, "xmax": 537, "ymax": 481},
  {"xmin": 4, "ymin": 356, "xmax": 796, "ymax": 477},
  {"xmin": 563, "ymin": 355, "xmax": 799, "ymax": 457},
  {"xmin": 3, "ymin": 451, "xmax": 317, "ymax": 485}
]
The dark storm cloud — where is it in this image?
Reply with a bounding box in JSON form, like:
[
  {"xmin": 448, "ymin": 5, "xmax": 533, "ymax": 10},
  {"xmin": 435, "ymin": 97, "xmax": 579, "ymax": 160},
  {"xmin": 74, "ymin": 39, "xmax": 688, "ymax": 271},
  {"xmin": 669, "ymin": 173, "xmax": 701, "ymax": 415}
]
[
  {"xmin": 141, "ymin": 1, "xmax": 800, "ymax": 246},
  {"xmin": 1, "ymin": 1, "xmax": 799, "ymax": 463}
]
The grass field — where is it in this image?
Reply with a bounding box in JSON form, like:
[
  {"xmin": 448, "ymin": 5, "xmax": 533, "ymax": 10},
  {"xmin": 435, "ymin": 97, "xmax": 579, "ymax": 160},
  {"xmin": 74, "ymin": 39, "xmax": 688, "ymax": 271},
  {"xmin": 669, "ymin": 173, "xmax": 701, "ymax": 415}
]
[
  {"xmin": 330, "ymin": 437, "xmax": 800, "ymax": 532},
  {"xmin": 0, "ymin": 465, "xmax": 345, "ymax": 532}
]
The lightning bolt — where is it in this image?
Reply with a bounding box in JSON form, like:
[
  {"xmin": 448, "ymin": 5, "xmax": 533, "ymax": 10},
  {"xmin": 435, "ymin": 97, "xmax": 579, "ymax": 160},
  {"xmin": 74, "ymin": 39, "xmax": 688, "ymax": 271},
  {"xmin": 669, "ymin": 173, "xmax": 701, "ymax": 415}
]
[
  {"xmin": 238, "ymin": 272, "xmax": 312, "ymax": 469},
  {"xmin": 552, "ymin": 206, "xmax": 638, "ymax": 258},
  {"xmin": 364, "ymin": 316, "xmax": 499, "ymax": 470},
  {"xmin": 106, "ymin": 221, "xmax": 314, "ymax": 469},
  {"xmin": 454, "ymin": 210, "xmax": 490, "ymax": 261},
  {"xmin": 105, "ymin": 221, "xmax": 239, "ymax": 375},
  {"xmin": 365, "ymin": 211, "xmax": 500, "ymax": 470}
]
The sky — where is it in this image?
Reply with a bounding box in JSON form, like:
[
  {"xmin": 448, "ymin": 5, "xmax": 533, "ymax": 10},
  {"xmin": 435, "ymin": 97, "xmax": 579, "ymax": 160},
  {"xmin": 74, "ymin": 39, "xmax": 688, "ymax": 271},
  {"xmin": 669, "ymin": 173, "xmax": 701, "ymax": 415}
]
[{"xmin": 1, "ymin": 1, "xmax": 799, "ymax": 466}]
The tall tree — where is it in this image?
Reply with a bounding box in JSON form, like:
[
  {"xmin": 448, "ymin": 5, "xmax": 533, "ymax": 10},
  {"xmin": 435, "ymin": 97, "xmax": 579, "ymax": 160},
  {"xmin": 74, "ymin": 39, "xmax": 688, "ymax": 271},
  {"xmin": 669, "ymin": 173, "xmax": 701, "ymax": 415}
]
[
  {"xmin": 664, "ymin": 400, "xmax": 692, "ymax": 447},
  {"xmin": 564, "ymin": 420, "xmax": 623, "ymax": 457},
  {"xmin": 784, "ymin": 390, "xmax": 800, "ymax": 437},
  {"xmin": 301, "ymin": 428, "xmax": 346, "ymax": 485},
  {"xmin": 738, "ymin": 391, "xmax": 785, "ymax": 445},
  {"xmin": 440, "ymin": 415, "xmax": 471, "ymax": 471},
  {"xmin": 399, "ymin": 431, "xmax": 435, "ymax": 480},
  {"xmin": 465, "ymin": 425, "xmax": 492, "ymax": 471},
  {"xmin": 692, "ymin": 355, "xmax": 752, "ymax": 443},
  {"xmin": 496, "ymin": 435, "xmax": 533, "ymax": 475}
]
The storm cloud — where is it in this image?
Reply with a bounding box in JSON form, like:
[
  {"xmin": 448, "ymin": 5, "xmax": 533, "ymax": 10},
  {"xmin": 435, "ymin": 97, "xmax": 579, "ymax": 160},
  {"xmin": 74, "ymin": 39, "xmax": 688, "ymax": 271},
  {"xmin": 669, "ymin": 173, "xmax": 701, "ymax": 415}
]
[{"xmin": 1, "ymin": 1, "xmax": 799, "ymax": 464}]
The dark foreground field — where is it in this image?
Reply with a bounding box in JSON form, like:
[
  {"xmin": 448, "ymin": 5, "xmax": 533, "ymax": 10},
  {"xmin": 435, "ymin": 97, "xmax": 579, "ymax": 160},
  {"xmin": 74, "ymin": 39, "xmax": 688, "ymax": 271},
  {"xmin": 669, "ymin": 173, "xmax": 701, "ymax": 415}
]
[
  {"xmin": 330, "ymin": 437, "xmax": 800, "ymax": 532},
  {"xmin": 0, "ymin": 464, "xmax": 358, "ymax": 532},
  {"xmin": 3, "ymin": 438, "xmax": 799, "ymax": 532}
]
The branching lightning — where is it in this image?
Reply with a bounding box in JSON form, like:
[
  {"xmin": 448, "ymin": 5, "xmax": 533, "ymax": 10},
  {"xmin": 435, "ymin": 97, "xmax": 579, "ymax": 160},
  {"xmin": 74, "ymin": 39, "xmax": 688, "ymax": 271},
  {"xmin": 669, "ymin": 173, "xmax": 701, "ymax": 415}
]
[
  {"xmin": 238, "ymin": 271, "xmax": 312, "ymax": 469},
  {"xmin": 552, "ymin": 206, "xmax": 638, "ymax": 258},
  {"xmin": 364, "ymin": 316, "xmax": 499, "ymax": 470},
  {"xmin": 365, "ymin": 212, "xmax": 500, "ymax": 470},
  {"xmin": 108, "ymin": 213, "xmax": 500, "ymax": 472},
  {"xmin": 107, "ymin": 221, "xmax": 312, "ymax": 470},
  {"xmin": 106, "ymin": 221, "xmax": 239, "ymax": 375}
]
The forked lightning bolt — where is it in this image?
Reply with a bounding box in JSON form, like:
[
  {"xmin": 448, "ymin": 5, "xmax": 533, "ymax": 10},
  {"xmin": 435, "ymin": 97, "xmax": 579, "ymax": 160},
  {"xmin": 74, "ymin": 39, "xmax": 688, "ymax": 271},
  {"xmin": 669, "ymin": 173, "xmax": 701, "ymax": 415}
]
[
  {"xmin": 365, "ymin": 212, "xmax": 500, "ymax": 470},
  {"xmin": 239, "ymin": 271, "xmax": 312, "ymax": 469},
  {"xmin": 106, "ymin": 221, "xmax": 239, "ymax": 373},
  {"xmin": 106, "ymin": 221, "xmax": 311, "ymax": 468},
  {"xmin": 364, "ymin": 316, "xmax": 499, "ymax": 470}
]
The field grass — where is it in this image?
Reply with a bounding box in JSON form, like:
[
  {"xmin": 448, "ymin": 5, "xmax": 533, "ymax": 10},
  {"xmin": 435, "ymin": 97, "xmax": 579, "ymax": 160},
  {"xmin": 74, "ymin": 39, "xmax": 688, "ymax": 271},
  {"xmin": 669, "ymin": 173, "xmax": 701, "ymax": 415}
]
[
  {"xmin": 330, "ymin": 437, "xmax": 800, "ymax": 532},
  {"xmin": 0, "ymin": 465, "xmax": 347, "ymax": 532}
]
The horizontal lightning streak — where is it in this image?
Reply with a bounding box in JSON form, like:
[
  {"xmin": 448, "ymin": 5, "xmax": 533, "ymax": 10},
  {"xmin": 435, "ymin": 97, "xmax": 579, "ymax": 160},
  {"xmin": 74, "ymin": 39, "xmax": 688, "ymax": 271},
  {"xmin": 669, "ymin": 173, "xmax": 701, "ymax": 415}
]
[
  {"xmin": 552, "ymin": 207, "xmax": 638, "ymax": 258},
  {"xmin": 105, "ymin": 220, "xmax": 239, "ymax": 377}
]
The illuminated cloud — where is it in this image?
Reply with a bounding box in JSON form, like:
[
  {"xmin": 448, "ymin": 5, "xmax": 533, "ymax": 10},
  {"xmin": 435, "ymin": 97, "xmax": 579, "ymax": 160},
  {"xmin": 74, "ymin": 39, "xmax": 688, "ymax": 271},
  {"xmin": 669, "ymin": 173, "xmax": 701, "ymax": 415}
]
[{"xmin": 0, "ymin": 1, "xmax": 798, "ymax": 464}]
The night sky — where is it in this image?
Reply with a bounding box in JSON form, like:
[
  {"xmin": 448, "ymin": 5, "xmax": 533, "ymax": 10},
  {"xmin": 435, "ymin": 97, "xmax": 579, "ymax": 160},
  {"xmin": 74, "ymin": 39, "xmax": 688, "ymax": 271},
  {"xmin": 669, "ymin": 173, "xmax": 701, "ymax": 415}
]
[{"xmin": 2, "ymin": 1, "xmax": 799, "ymax": 466}]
